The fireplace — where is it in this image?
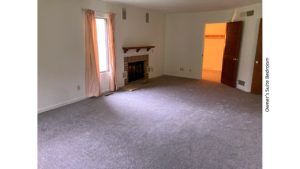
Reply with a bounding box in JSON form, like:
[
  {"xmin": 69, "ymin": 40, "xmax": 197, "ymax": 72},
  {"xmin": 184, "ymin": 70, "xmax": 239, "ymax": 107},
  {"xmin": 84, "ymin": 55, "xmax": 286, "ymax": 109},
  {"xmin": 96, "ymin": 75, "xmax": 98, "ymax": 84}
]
[
  {"xmin": 124, "ymin": 55, "xmax": 149, "ymax": 85},
  {"xmin": 128, "ymin": 61, "xmax": 144, "ymax": 82}
]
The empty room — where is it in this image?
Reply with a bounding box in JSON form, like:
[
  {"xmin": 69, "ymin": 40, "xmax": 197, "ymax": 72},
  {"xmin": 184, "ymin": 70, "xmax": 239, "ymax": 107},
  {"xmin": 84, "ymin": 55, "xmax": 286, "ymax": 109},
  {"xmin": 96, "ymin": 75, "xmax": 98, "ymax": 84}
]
[{"xmin": 38, "ymin": 0, "xmax": 262, "ymax": 168}]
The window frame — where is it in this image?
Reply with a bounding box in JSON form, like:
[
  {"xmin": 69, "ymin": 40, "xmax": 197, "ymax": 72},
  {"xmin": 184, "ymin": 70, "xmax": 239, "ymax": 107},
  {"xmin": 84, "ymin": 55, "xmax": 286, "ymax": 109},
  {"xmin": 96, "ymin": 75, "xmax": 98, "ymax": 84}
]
[{"xmin": 96, "ymin": 17, "xmax": 110, "ymax": 73}]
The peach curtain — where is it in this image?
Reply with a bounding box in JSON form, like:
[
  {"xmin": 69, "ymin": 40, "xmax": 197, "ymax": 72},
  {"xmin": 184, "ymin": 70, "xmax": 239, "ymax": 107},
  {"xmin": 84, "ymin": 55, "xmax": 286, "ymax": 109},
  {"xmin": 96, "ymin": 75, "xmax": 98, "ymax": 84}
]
[
  {"xmin": 84, "ymin": 10, "xmax": 101, "ymax": 97},
  {"xmin": 107, "ymin": 14, "xmax": 117, "ymax": 91}
]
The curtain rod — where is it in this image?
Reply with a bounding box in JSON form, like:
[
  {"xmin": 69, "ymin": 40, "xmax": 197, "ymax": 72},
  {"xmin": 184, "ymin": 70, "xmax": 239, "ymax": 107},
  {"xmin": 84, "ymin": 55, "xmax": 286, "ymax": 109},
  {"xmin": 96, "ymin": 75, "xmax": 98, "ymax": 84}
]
[{"xmin": 82, "ymin": 8, "xmax": 114, "ymax": 15}]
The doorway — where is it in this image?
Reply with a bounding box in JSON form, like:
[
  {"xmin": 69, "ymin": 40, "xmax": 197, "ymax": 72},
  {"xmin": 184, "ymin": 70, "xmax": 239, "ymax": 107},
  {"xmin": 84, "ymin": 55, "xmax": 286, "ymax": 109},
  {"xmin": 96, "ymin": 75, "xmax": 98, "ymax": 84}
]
[
  {"xmin": 201, "ymin": 23, "xmax": 227, "ymax": 83},
  {"xmin": 202, "ymin": 21, "xmax": 243, "ymax": 87}
]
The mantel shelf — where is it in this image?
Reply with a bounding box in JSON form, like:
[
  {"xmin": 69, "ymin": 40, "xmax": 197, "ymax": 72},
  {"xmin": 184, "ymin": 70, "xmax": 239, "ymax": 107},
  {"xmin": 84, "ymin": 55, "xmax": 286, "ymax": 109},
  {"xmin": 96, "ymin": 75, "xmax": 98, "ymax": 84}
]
[{"xmin": 122, "ymin": 46, "xmax": 155, "ymax": 53}]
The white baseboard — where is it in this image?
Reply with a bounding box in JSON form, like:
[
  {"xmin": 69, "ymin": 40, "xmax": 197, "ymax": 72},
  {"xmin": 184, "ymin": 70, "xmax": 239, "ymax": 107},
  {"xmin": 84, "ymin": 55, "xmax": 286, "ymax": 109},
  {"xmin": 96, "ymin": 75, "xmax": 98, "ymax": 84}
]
[{"xmin": 38, "ymin": 96, "xmax": 89, "ymax": 114}]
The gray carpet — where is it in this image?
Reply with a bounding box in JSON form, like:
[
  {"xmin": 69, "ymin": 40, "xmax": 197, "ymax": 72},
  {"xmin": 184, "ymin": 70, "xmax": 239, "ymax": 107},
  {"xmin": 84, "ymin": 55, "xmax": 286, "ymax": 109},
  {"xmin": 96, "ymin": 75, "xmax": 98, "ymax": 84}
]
[{"xmin": 38, "ymin": 76, "xmax": 262, "ymax": 169}]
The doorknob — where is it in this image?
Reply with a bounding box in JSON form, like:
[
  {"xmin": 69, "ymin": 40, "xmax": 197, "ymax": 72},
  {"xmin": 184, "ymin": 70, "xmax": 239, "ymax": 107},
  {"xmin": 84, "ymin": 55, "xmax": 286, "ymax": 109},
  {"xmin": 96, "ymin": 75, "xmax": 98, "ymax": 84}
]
[{"xmin": 255, "ymin": 61, "xmax": 259, "ymax": 64}]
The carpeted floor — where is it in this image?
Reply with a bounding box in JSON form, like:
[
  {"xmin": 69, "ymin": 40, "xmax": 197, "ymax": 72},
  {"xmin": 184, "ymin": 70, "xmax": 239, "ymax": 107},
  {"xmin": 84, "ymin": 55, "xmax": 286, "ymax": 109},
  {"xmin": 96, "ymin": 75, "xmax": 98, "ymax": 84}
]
[{"xmin": 38, "ymin": 76, "xmax": 262, "ymax": 169}]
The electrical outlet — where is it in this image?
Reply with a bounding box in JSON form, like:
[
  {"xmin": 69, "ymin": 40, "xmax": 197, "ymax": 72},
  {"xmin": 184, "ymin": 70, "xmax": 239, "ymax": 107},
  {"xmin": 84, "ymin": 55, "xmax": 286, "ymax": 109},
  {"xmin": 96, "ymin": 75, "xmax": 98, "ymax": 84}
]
[
  {"xmin": 77, "ymin": 85, "xmax": 80, "ymax": 91},
  {"xmin": 179, "ymin": 67, "xmax": 184, "ymax": 71}
]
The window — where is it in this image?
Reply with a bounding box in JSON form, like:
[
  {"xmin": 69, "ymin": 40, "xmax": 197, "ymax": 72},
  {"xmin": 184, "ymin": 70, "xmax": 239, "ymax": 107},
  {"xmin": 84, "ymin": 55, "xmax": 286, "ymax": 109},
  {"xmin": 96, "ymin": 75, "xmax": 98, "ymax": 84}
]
[{"xmin": 96, "ymin": 18, "xmax": 109, "ymax": 72}]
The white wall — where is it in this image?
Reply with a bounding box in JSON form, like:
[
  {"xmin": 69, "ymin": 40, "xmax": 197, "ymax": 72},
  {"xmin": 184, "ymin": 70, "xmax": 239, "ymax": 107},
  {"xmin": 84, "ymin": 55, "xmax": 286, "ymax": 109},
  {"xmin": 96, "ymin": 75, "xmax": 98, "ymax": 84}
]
[
  {"xmin": 38, "ymin": 0, "xmax": 165, "ymax": 112},
  {"xmin": 164, "ymin": 3, "xmax": 262, "ymax": 92},
  {"xmin": 233, "ymin": 3, "xmax": 262, "ymax": 92},
  {"xmin": 38, "ymin": 0, "xmax": 86, "ymax": 112}
]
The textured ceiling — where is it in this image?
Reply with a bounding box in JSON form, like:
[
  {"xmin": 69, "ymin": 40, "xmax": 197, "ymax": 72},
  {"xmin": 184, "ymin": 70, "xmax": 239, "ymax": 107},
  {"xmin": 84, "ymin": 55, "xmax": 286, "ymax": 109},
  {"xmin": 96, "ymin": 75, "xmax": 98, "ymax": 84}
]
[{"xmin": 102, "ymin": 0, "xmax": 261, "ymax": 13}]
